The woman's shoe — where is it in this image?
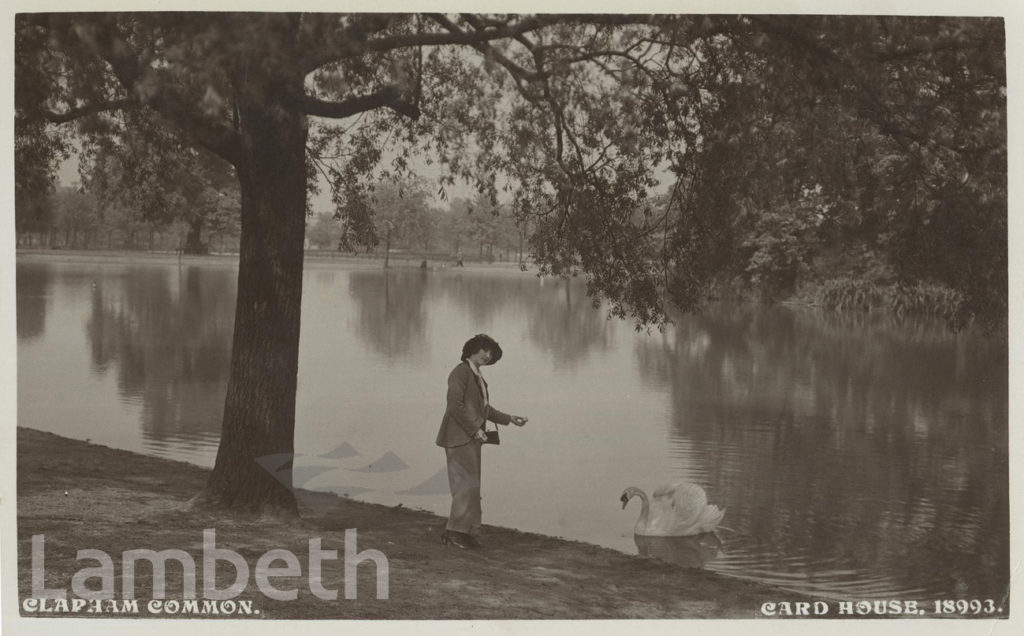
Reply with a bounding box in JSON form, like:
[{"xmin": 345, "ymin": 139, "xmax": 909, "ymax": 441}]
[
  {"xmin": 442, "ymin": 531, "xmax": 479, "ymax": 549},
  {"xmin": 441, "ymin": 531, "xmax": 472, "ymax": 548}
]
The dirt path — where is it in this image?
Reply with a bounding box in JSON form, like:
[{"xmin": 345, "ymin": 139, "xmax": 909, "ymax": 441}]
[{"xmin": 15, "ymin": 427, "xmax": 812, "ymax": 619}]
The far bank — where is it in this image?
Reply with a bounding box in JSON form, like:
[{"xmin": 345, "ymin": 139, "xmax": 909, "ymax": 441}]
[
  {"xmin": 15, "ymin": 247, "xmax": 534, "ymax": 273},
  {"xmin": 15, "ymin": 248, "xmax": 987, "ymax": 327}
]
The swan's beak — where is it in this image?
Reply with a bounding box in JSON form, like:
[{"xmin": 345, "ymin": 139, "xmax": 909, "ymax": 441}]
[{"xmin": 620, "ymin": 493, "xmax": 629, "ymax": 509}]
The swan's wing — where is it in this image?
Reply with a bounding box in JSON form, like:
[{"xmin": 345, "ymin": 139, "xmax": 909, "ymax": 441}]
[
  {"xmin": 695, "ymin": 505, "xmax": 726, "ymax": 533},
  {"xmin": 672, "ymin": 482, "xmax": 708, "ymax": 506},
  {"xmin": 649, "ymin": 482, "xmax": 707, "ymax": 531},
  {"xmin": 652, "ymin": 482, "xmax": 706, "ymax": 505}
]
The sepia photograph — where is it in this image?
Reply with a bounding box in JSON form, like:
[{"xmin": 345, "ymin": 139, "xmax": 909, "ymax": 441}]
[{"xmin": 2, "ymin": 2, "xmax": 1016, "ymax": 634}]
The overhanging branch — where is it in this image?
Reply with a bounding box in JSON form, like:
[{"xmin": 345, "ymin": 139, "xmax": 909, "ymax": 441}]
[
  {"xmin": 301, "ymin": 14, "xmax": 655, "ymax": 74},
  {"xmin": 446, "ymin": 14, "xmax": 546, "ymax": 82},
  {"xmin": 295, "ymin": 86, "xmax": 420, "ymax": 120}
]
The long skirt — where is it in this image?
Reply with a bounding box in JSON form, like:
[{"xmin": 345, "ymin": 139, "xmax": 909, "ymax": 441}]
[{"xmin": 444, "ymin": 441, "xmax": 482, "ymax": 535}]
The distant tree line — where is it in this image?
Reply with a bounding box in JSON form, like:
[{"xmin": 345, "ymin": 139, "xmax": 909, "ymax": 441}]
[
  {"xmin": 16, "ymin": 112, "xmax": 243, "ymax": 254},
  {"xmin": 15, "ymin": 183, "xmax": 242, "ymax": 253},
  {"xmin": 306, "ymin": 178, "xmax": 524, "ymax": 263},
  {"xmin": 17, "ymin": 173, "xmax": 527, "ymax": 262}
]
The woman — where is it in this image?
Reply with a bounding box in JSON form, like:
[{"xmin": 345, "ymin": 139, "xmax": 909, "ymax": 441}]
[{"xmin": 435, "ymin": 334, "xmax": 528, "ymax": 548}]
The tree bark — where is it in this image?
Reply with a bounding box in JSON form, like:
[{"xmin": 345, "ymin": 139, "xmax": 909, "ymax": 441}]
[{"xmin": 193, "ymin": 82, "xmax": 307, "ymax": 517}]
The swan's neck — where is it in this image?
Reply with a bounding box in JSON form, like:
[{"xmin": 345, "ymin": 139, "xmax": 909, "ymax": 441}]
[{"xmin": 634, "ymin": 490, "xmax": 650, "ymax": 526}]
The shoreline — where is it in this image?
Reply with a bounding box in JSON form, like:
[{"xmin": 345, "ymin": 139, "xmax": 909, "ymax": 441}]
[
  {"xmin": 16, "ymin": 427, "xmax": 822, "ymax": 619},
  {"xmin": 15, "ymin": 247, "xmax": 535, "ymax": 274}
]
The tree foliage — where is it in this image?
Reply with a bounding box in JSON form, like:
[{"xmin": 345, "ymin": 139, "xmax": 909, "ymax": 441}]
[{"xmin": 662, "ymin": 17, "xmax": 1006, "ymax": 327}]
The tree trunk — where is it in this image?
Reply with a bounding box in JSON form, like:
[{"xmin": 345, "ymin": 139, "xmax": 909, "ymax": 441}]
[
  {"xmin": 193, "ymin": 86, "xmax": 307, "ymax": 517},
  {"xmin": 184, "ymin": 218, "xmax": 209, "ymax": 254}
]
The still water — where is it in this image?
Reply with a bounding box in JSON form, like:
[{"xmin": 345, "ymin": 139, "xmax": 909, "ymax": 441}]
[{"xmin": 16, "ymin": 255, "xmax": 1008, "ymax": 602}]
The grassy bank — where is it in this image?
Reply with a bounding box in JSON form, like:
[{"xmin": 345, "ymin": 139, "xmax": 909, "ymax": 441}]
[{"xmin": 16, "ymin": 427, "xmax": 810, "ymax": 619}]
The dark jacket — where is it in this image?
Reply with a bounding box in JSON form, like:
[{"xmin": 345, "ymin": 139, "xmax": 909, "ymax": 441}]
[{"xmin": 436, "ymin": 361, "xmax": 511, "ymax": 447}]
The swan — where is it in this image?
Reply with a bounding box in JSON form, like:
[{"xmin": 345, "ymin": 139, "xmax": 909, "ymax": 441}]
[{"xmin": 620, "ymin": 482, "xmax": 725, "ymax": 536}]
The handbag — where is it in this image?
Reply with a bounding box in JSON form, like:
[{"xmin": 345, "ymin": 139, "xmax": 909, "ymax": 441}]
[{"xmin": 482, "ymin": 422, "xmax": 500, "ymax": 445}]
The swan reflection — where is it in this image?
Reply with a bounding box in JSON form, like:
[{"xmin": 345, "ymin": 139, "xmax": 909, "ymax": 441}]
[{"xmin": 634, "ymin": 532, "xmax": 723, "ymax": 569}]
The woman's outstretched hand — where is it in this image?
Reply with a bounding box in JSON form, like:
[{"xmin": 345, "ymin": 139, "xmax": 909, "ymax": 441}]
[{"xmin": 510, "ymin": 415, "xmax": 529, "ymax": 427}]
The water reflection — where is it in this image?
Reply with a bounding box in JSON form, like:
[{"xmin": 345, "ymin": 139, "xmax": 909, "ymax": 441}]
[
  {"xmin": 84, "ymin": 266, "xmax": 235, "ymax": 452},
  {"xmin": 438, "ymin": 274, "xmax": 613, "ymax": 367},
  {"xmin": 436, "ymin": 272, "xmax": 519, "ymax": 324},
  {"xmin": 525, "ymin": 278, "xmax": 612, "ymax": 370},
  {"xmin": 16, "ymin": 265, "xmax": 52, "ymax": 341},
  {"xmin": 635, "ymin": 304, "xmax": 1008, "ymax": 598},
  {"xmin": 348, "ymin": 270, "xmax": 431, "ymax": 361},
  {"xmin": 634, "ymin": 533, "xmax": 723, "ymax": 569},
  {"xmin": 346, "ymin": 270, "xmax": 612, "ymax": 368}
]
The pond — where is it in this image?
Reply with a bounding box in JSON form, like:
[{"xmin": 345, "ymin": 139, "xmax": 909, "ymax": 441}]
[{"xmin": 16, "ymin": 254, "xmax": 1008, "ymax": 602}]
